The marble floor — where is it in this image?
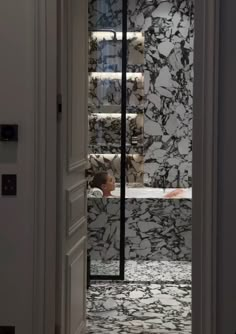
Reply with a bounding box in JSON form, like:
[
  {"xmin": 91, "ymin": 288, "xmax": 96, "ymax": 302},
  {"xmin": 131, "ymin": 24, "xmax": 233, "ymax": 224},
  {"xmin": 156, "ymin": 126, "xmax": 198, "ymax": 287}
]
[
  {"xmin": 90, "ymin": 260, "xmax": 191, "ymax": 283},
  {"xmin": 87, "ymin": 261, "xmax": 192, "ymax": 334}
]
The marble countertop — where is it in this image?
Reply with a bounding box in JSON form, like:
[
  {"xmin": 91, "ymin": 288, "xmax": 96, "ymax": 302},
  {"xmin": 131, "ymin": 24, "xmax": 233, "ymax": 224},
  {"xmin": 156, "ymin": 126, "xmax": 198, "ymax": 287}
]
[{"xmin": 111, "ymin": 187, "xmax": 192, "ymax": 199}]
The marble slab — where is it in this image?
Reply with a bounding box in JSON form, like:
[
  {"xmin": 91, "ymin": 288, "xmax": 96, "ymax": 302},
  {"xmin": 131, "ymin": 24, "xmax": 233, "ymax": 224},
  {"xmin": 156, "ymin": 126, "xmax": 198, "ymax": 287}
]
[
  {"xmin": 88, "ymin": 198, "xmax": 121, "ymax": 262},
  {"xmin": 89, "ymin": 113, "xmax": 144, "ymax": 154},
  {"xmin": 89, "ymin": 32, "xmax": 144, "ymax": 73},
  {"xmin": 88, "ymin": 73, "xmax": 144, "ymax": 109},
  {"xmin": 88, "ymin": 154, "xmax": 144, "ymax": 184},
  {"xmin": 88, "ymin": 198, "xmax": 192, "ymax": 263},
  {"xmin": 126, "ymin": 198, "xmax": 192, "ymax": 261},
  {"xmin": 88, "ymin": 0, "xmax": 123, "ymax": 32},
  {"xmin": 142, "ymin": 1, "xmax": 194, "ymax": 188},
  {"xmin": 87, "ymin": 281, "xmax": 191, "ymax": 334}
]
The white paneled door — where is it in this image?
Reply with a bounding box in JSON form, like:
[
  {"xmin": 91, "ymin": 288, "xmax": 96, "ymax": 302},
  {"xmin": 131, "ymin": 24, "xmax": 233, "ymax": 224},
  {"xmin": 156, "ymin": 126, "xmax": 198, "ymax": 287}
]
[{"xmin": 56, "ymin": 0, "xmax": 88, "ymax": 333}]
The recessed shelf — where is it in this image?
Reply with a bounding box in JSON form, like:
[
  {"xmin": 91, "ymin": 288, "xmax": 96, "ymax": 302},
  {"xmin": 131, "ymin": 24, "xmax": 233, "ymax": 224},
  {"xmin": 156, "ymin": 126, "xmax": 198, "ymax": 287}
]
[
  {"xmin": 89, "ymin": 72, "xmax": 143, "ymax": 80},
  {"xmin": 90, "ymin": 31, "xmax": 144, "ymax": 41},
  {"xmin": 89, "ymin": 113, "xmax": 142, "ymax": 118},
  {"xmin": 88, "ymin": 153, "xmax": 143, "ymax": 157}
]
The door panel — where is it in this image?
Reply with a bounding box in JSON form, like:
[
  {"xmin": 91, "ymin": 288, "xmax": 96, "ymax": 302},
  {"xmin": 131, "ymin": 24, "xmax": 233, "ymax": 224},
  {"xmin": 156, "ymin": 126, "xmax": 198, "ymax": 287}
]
[
  {"xmin": 67, "ymin": 0, "xmax": 88, "ymax": 172},
  {"xmin": 57, "ymin": 0, "xmax": 88, "ymax": 333},
  {"xmin": 66, "ymin": 181, "xmax": 87, "ymax": 237},
  {"xmin": 66, "ymin": 238, "xmax": 87, "ymax": 334}
]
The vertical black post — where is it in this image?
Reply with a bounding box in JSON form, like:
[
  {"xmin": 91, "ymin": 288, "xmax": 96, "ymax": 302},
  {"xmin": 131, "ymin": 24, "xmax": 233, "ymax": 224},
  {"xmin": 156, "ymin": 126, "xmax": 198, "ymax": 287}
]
[{"xmin": 120, "ymin": 0, "xmax": 127, "ymax": 280}]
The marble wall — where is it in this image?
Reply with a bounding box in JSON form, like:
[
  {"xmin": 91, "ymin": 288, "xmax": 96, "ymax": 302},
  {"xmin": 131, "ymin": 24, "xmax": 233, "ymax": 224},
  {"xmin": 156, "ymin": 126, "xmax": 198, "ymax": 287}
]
[
  {"xmin": 88, "ymin": 154, "xmax": 144, "ymax": 183},
  {"xmin": 88, "ymin": 197, "xmax": 192, "ymax": 262},
  {"xmin": 88, "ymin": 198, "xmax": 121, "ymax": 261},
  {"xmin": 125, "ymin": 198, "xmax": 192, "ymax": 261},
  {"xmin": 88, "ymin": 0, "xmax": 194, "ymax": 188},
  {"xmin": 89, "ymin": 73, "xmax": 144, "ymax": 110},
  {"xmin": 89, "ymin": 113, "xmax": 144, "ymax": 154},
  {"xmin": 142, "ymin": 1, "xmax": 194, "ymax": 188},
  {"xmin": 89, "ymin": 32, "xmax": 144, "ymax": 73}
]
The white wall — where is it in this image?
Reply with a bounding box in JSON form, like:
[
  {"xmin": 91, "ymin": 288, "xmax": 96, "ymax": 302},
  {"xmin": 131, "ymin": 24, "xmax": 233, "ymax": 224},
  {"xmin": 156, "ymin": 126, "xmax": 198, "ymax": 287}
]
[
  {"xmin": 217, "ymin": 0, "xmax": 236, "ymax": 332},
  {"xmin": 0, "ymin": 0, "xmax": 36, "ymax": 332}
]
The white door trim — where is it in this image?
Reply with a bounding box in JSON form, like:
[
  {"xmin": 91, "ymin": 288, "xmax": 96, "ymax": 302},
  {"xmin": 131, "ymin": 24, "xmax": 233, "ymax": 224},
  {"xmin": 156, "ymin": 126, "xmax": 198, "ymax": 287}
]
[
  {"xmin": 32, "ymin": 0, "xmax": 220, "ymax": 332},
  {"xmin": 33, "ymin": 0, "xmax": 57, "ymax": 333},
  {"xmin": 192, "ymin": 0, "xmax": 220, "ymax": 333}
]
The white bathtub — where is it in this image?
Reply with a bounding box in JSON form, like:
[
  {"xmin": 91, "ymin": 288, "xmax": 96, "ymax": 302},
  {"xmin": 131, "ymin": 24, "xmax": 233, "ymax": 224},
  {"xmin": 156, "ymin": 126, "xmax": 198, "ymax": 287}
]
[{"xmin": 111, "ymin": 187, "xmax": 192, "ymax": 199}]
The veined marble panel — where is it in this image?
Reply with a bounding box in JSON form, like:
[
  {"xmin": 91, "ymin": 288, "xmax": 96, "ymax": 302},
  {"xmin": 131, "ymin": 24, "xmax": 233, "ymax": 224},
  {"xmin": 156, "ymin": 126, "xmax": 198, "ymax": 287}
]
[
  {"xmin": 89, "ymin": 32, "xmax": 144, "ymax": 73},
  {"xmin": 142, "ymin": 1, "xmax": 194, "ymax": 187},
  {"xmin": 128, "ymin": 0, "xmax": 194, "ymax": 32},
  {"xmin": 88, "ymin": 73, "xmax": 144, "ymax": 109},
  {"xmin": 89, "ymin": 0, "xmax": 194, "ymax": 32},
  {"xmin": 87, "ymin": 197, "xmax": 191, "ymax": 262},
  {"xmin": 89, "ymin": 0, "xmax": 123, "ymax": 31},
  {"xmin": 89, "ymin": 113, "xmax": 144, "ymax": 154},
  {"xmin": 125, "ymin": 199, "xmax": 192, "ymax": 261},
  {"xmin": 88, "ymin": 154, "xmax": 144, "ymax": 184},
  {"xmin": 87, "ymin": 198, "xmax": 120, "ymax": 262}
]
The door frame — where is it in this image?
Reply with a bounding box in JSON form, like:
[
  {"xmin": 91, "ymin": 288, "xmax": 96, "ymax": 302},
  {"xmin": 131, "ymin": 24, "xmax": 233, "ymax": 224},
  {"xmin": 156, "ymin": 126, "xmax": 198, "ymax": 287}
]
[
  {"xmin": 192, "ymin": 0, "xmax": 219, "ymax": 333},
  {"xmin": 32, "ymin": 0, "xmax": 57, "ymax": 333},
  {"xmin": 33, "ymin": 0, "xmax": 220, "ymax": 333}
]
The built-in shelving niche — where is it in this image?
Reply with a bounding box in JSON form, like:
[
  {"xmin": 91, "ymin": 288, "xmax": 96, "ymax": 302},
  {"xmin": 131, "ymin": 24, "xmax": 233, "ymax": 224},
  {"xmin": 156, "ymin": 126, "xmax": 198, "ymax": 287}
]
[
  {"xmin": 88, "ymin": 31, "xmax": 145, "ymax": 187},
  {"xmin": 89, "ymin": 113, "xmax": 144, "ymax": 154}
]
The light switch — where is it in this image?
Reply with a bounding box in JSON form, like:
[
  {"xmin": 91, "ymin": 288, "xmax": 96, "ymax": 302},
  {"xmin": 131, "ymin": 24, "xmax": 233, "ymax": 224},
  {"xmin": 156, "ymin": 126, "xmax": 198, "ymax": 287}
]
[
  {"xmin": 0, "ymin": 326, "xmax": 15, "ymax": 334},
  {"xmin": 1, "ymin": 175, "xmax": 17, "ymax": 196},
  {"xmin": 0, "ymin": 125, "xmax": 18, "ymax": 142}
]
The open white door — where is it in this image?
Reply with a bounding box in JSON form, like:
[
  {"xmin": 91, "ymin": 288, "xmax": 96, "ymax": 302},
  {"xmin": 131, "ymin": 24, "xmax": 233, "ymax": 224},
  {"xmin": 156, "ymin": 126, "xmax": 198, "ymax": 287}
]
[{"xmin": 56, "ymin": 0, "xmax": 88, "ymax": 333}]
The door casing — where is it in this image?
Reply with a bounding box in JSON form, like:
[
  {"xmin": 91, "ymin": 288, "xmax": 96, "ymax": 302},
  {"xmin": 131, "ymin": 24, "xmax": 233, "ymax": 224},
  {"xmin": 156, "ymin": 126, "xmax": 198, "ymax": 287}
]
[{"xmin": 33, "ymin": 0, "xmax": 220, "ymax": 333}]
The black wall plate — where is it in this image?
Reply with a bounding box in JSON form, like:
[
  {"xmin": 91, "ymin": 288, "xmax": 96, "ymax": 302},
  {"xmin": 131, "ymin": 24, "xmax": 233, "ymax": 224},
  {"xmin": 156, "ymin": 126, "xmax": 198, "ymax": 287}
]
[
  {"xmin": 0, "ymin": 125, "xmax": 18, "ymax": 142},
  {"xmin": 0, "ymin": 327, "xmax": 15, "ymax": 334}
]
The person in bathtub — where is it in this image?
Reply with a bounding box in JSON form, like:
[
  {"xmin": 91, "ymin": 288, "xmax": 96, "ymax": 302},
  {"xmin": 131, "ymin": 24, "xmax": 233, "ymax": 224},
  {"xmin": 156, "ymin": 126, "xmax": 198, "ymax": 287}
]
[
  {"xmin": 164, "ymin": 188, "xmax": 185, "ymax": 198},
  {"xmin": 89, "ymin": 171, "xmax": 116, "ymax": 198}
]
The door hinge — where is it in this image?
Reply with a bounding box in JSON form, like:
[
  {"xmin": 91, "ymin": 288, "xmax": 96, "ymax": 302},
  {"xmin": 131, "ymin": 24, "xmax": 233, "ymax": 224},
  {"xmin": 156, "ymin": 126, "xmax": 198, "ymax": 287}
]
[{"xmin": 57, "ymin": 94, "xmax": 62, "ymax": 120}]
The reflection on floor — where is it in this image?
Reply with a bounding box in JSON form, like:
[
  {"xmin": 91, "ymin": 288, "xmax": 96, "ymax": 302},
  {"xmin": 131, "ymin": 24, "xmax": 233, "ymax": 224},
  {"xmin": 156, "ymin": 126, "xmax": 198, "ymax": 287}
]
[{"xmin": 87, "ymin": 261, "xmax": 191, "ymax": 334}]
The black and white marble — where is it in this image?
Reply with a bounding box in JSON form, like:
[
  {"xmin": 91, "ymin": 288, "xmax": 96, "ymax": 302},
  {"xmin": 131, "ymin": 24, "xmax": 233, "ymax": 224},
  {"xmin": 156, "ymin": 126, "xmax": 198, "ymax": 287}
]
[
  {"xmin": 90, "ymin": 260, "xmax": 191, "ymax": 283},
  {"xmin": 89, "ymin": 32, "xmax": 144, "ymax": 73},
  {"xmin": 88, "ymin": 72, "xmax": 144, "ymax": 109},
  {"xmin": 89, "ymin": 113, "xmax": 144, "ymax": 154},
  {"xmin": 88, "ymin": 154, "xmax": 144, "ymax": 184},
  {"xmin": 89, "ymin": 0, "xmax": 123, "ymax": 32},
  {"xmin": 125, "ymin": 198, "xmax": 192, "ymax": 261},
  {"xmin": 88, "ymin": 198, "xmax": 121, "ymax": 264},
  {"xmin": 142, "ymin": 1, "xmax": 194, "ymax": 188},
  {"xmin": 87, "ymin": 281, "xmax": 191, "ymax": 334},
  {"xmin": 88, "ymin": 197, "xmax": 192, "ymax": 264},
  {"xmin": 88, "ymin": 0, "xmax": 194, "ymax": 188}
]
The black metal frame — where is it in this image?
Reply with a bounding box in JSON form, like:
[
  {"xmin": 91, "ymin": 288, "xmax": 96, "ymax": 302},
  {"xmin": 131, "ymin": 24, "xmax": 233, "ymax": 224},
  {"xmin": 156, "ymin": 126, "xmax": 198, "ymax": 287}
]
[
  {"xmin": 120, "ymin": 0, "xmax": 128, "ymax": 281},
  {"xmin": 89, "ymin": 0, "xmax": 127, "ymax": 281}
]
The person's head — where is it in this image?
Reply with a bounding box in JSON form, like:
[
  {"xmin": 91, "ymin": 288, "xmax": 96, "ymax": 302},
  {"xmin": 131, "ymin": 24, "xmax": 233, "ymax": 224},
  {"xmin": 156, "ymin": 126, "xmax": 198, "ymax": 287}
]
[{"xmin": 90, "ymin": 171, "xmax": 115, "ymax": 197}]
